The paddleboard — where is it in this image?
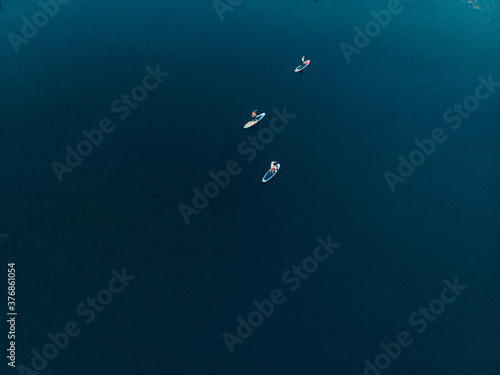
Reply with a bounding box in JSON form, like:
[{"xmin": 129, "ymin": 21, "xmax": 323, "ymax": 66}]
[
  {"xmin": 262, "ymin": 163, "xmax": 280, "ymax": 183},
  {"xmin": 244, "ymin": 113, "xmax": 265, "ymax": 128},
  {"xmin": 295, "ymin": 60, "xmax": 310, "ymax": 72}
]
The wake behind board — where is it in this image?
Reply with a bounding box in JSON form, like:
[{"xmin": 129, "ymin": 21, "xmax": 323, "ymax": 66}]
[
  {"xmin": 244, "ymin": 113, "xmax": 265, "ymax": 128},
  {"xmin": 262, "ymin": 164, "xmax": 280, "ymax": 183},
  {"xmin": 295, "ymin": 60, "xmax": 310, "ymax": 72}
]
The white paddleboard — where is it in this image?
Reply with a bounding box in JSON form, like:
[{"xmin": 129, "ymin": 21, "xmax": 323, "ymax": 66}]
[
  {"xmin": 262, "ymin": 163, "xmax": 280, "ymax": 183},
  {"xmin": 295, "ymin": 60, "xmax": 310, "ymax": 72},
  {"xmin": 244, "ymin": 113, "xmax": 265, "ymax": 128}
]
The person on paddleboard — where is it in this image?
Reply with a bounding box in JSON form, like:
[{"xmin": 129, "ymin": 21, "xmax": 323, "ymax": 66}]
[
  {"xmin": 251, "ymin": 110, "xmax": 258, "ymax": 120},
  {"xmin": 270, "ymin": 161, "xmax": 278, "ymax": 173}
]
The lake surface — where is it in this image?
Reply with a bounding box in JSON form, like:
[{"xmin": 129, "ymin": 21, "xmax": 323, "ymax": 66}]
[{"xmin": 1, "ymin": 0, "xmax": 499, "ymax": 374}]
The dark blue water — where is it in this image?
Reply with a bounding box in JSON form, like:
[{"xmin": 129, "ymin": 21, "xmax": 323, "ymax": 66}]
[{"xmin": 1, "ymin": 0, "xmax": 499, "ymax": 374}]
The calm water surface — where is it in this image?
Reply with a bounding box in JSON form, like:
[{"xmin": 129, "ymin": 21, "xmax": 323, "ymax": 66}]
[{"xmin": 0, "ymin": 0, "xmax": 499, "ymax": 374}]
